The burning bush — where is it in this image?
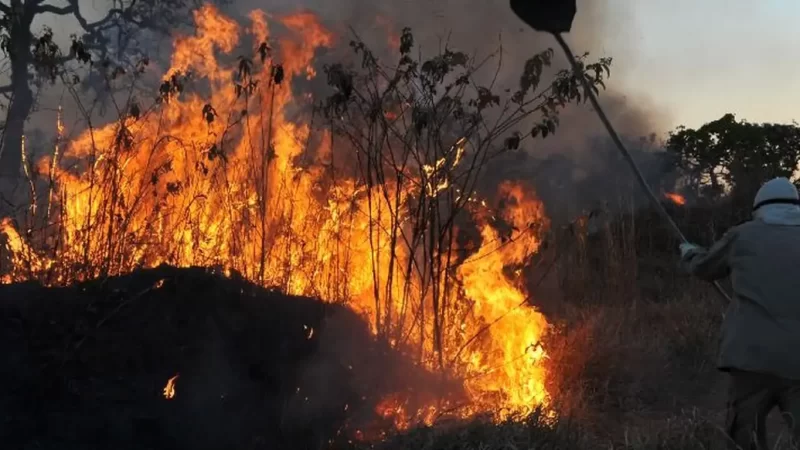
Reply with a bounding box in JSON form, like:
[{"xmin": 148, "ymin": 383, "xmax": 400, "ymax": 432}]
[{"xmin": 0, "ymin": 3, "xmax": 612, "ymax": 430}]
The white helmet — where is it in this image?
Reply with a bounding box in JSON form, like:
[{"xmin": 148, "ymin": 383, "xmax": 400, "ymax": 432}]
[{"xmin": 753, "ymin": 177, "xmax": 800, "ymax": 211}]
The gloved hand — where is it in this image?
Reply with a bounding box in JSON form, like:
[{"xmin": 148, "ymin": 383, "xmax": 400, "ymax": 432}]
[{"xmin": 679, "ymin": 242, "xmax": 701, "ymax": 258}]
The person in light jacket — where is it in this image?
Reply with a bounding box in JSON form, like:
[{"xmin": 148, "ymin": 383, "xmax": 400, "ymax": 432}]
[{"xmin": 681, "ymin": 177, "xmax": 800, "ymax": 450}]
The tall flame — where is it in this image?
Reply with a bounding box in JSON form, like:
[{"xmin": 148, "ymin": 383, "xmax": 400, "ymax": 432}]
[
  {"xmin": 163, "ymin": 374, "xmax": 179, "ymax": 399},
  {"xmin": 458, "ymin": 182, "xmax": 549, "ymax": 411},
  {"xmin": 1, "ymin": 5, "xmax": 553, "ymax": 428}
]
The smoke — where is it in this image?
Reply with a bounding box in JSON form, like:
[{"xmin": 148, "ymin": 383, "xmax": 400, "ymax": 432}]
[
  {"xmin": 227, "ymin": 0, "xmax": 611, "ymax": 54},
  {"xmin": 18, "ymin": 0, "xmax": 676, "ymax": 225},
  {"xmin": 20, "ymin": 0, "xmax": 676, "ymax": 224},
  {"xmin": 282, "ymin": 306, "xmax": 466, "ymax": 439},
  {"xmin": 220, "ymin": 0, "xmax": 674, "ymax": 222}
]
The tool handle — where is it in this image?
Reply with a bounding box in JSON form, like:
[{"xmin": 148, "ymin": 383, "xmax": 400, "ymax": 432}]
[{"xmin": 552, "ymin": 33, "xmax": 732, "ymax": 303}]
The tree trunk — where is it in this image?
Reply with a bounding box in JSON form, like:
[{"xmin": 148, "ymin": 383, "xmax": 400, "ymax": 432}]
[{"xmin": 0, "ymin": 1, "xmax": 34, "ymax": 179}]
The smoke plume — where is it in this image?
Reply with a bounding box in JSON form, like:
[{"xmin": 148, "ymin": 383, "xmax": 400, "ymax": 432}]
[
  {"xmin": 219, "ymin": 0, "xmax": 673, "ymax": 222},
  {"xmin": 19, "ymin": 0, "xmax": 675, "ymax": 224}
]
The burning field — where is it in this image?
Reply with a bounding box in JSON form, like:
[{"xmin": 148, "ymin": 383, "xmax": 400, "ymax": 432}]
[{"xmin": 0, "ymin": 3, "xmax": 615, "ymax": 447}]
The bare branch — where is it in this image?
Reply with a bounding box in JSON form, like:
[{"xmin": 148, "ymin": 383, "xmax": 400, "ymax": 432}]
[
  {"xmin": 35, "ymin": 3, "xmax": 75, "ymax": 15},
  {"xmin": 69, "ymin": 2, "xmax": 122, "ymax": 32},
  {"xmin": 34, "ymin": 0, "xmax": 144, "ymax": 31},
  {"xmin": 0, "ymin": 84, "xmax": 11, "ymax": 94}
]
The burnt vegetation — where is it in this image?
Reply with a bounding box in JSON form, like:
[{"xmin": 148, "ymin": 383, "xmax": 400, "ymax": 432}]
[{"xmin": 1, "ymin": 3, "xmax": 800, "ymax": 450}]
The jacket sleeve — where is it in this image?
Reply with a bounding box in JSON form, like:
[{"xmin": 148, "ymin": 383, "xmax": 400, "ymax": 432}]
[{"xmin": 681, "ymin": 229, "xmax": 737, "ymax": 281}]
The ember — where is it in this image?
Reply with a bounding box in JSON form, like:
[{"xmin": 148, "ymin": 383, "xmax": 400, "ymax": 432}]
[
  {"xmin": 665, "ymin": 192, "xmax": 687, "ymax": 206},
  {"xmin": 163, "ymin": 374, "xmax": 179, "ymax": 399}
]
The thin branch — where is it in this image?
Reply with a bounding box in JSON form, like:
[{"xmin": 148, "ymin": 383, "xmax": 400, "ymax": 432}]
[
  {"xmin": 35, "ymin": 3, "xmax": 74, "ymax": 15},
  {"xmin": 57, "ymin": 0, "xmax": 144, "ymax": 34},
  {"xmin": 74, "ymin": 7, "xmax": 126, "ymax": 32}
]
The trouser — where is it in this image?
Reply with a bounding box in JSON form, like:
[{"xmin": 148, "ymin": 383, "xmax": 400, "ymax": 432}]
[{"xmin": 726, "ymin": 369, "xmax": 800, "ymax": 449}]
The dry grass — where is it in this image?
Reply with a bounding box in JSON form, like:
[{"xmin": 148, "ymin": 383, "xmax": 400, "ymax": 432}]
[
  {"xmin": 369, "ymin": 286, "xmax": 800, "ymax": 449},
  {"xmin": 369, "ymin": 216, "xmax": 800, "ymax": 449},
  {"xmin": 363, "ymin": 409, "xmax": 587, "ymax": 450},
  {"xmin": 541, "ymin": 284, "xmax": 729, "ymax": 448}
]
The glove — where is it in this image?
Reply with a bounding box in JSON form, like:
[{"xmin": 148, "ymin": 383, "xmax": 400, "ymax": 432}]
[{"xmin": 679, "ymin": 242, "xmax": 701, "ymax": 258}]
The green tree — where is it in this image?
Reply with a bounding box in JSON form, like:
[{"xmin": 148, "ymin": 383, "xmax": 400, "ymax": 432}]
[
  {"xmin": 666, "ymin": 113, "xmax": 800, "ymax": 208},
  {"xmin": 0, "ymin": 0, "xmax": 216, "ymax": 178}
]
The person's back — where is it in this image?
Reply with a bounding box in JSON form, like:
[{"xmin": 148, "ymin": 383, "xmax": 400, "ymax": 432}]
[
  {"xmin": 723, "ymin": 218, "xmax": 800, "ymax": 380},
  {"xmin": 681, "ymin": 177, "xmax": 800, "ymax": 449}
]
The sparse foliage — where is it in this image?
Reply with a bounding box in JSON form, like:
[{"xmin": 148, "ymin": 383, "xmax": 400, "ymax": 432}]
[{"xmin": 320, "ymin": 28, "xmax": 611, "ymax": 369}]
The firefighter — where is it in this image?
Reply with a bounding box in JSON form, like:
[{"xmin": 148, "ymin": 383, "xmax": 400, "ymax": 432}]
[{"xmin": 680, "ymin": 177, "xmax": 800, "ymax": 449}]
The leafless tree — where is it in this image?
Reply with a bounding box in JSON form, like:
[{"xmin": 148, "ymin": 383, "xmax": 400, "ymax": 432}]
[{"xmin": 0, "ymin": 0, "xmax": 222, "ymax": 177}]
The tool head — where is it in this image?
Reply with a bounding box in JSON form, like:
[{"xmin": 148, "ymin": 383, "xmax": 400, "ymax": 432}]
[{"xmin": 510, "ymin": 0, "xmax": 577, "ymax": 34}]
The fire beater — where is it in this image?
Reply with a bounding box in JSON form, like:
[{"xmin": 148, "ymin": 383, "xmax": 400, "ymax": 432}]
[{"xmin": 508, "ymin": 0, "xmax": 732, "ymax": 302}]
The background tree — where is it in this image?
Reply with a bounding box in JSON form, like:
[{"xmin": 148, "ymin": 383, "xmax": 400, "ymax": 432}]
[
  {"xmin": 0, "ymin": 0, "xmax": 216, "ymax": 177},
  {"xmin": 666, "ymin": 113, "xmax": 800, "ymax": 212}
]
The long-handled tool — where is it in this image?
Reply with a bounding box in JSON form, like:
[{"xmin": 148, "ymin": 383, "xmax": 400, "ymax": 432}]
[{"xmin": 510, "ymin": 0, "xmax": 732, "ymax": 303}]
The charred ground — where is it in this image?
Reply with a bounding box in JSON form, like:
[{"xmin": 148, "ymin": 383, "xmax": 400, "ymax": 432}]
[{"xmin": 0, "ymin": 265, "xmax": 456, "ymax": 450}]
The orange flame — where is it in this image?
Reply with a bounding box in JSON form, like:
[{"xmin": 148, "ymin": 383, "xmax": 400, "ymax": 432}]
[
  {"xmin": 163, "ymin": 374, "xmax": 179, "ymax": 399},
  {"xmin": 665, "ymin": 192, "xmax": 686, "ymax": 206},
  {"xmin": 0, "ymin": 5, "xmax": 552, "ymax": 429}
]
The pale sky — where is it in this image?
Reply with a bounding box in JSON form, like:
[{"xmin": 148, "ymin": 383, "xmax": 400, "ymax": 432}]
[{"xmin": 598, "ymin": 0, "xmax": 800, "ymax": 130}]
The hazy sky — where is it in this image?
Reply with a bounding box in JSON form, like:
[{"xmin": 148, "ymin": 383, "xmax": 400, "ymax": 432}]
[
  {"xmin": 26, "ymin": 0, "xmax": 800, "ymax": 135},
  {"xmin": 598, "ymin": 0, "xmax": 800, "ymax": 130}
]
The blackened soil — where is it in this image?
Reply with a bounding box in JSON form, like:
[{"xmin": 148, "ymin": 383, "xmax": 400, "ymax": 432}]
[{"xmin": 0, "ymin": 265, "xmax": 410, "ymax": 450}]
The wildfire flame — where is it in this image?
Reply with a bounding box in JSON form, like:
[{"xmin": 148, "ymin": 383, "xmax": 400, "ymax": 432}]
[
  {"xmin": 665, "ymin": 192, "xmax": 686, "ymax": 206},
  {"xmin": 1, "ymin": 5, "xmax": 553, "ymax": 430},
  {"xmin": 163, "ymin": 374, "xmax": 179, "ymax": 399}
]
